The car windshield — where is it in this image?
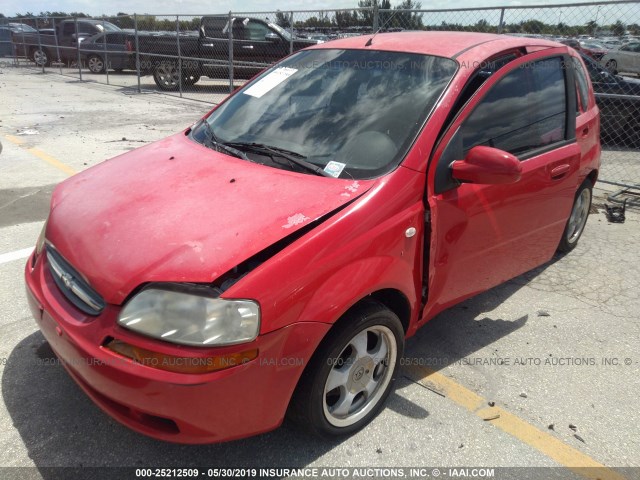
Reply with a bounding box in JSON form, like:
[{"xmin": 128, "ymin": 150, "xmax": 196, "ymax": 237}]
[
  {"xmin": 268, "ymin": 23, "xmax": 291, "ymax": 42},
  {"xmin": 9, "ymin": 23, "xmax": 37, "ymax": 33},
  {"xmin": 198, "ymin": 49, "xmax": 457, "ymax": 179},
  {"xmin": 95, "ymin": 21, "xmax": 121, "ymax": 32},
  {"xmin": 581, "ymin": 41, "xmax": 605, "ymax": 49}
]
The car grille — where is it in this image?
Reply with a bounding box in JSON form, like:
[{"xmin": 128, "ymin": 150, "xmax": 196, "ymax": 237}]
[{"xmin": 46, "ymin": 245, "xmax": 105, "ymax": 316}]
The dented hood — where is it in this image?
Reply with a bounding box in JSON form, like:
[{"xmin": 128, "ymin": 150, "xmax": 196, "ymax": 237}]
[{"xmin": 46, "ymin": 132, "xmax": 372, "ymax": 305}]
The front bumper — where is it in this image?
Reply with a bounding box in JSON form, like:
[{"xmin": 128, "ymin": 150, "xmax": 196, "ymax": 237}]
[{"xmin": 24, "ymin": 251, "xmax": 329, "ymax": 444}]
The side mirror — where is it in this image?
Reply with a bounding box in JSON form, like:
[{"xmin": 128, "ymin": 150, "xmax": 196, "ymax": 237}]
[
  {"xmin": 451, "ymin": 146, "xmax": 522, "ymax": 185},
  {"xmin": 265, "ymin": 32, "xmax": 280, "ymax": 43}
]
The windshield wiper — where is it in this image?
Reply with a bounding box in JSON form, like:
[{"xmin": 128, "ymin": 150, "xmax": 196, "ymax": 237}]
[
  {"xmin": 196, "ymin": 120, "xmax": 249, "ymax": 161},
  {"xmin": 225, "ymin": 142, "xmax": 333, "ymax": 177}
]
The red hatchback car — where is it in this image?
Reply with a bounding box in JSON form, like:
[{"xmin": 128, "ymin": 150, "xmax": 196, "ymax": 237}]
[{"xmin": 25, "ymin": 32, "xmax": 600, "ymax": 443}]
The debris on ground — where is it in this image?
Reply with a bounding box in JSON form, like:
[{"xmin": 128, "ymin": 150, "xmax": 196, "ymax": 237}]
[
  {"xmin": 483, "ymin": 414, "xmax": 501, "ymax": 421},
  {"xmin": 519, "ymin": 393, "xmax": 528, "ymax": 398},
  {"xmin": 574, "ymin": 434, "xmax": 585, "ymax": 443},
  {"xmin": 537, "ymin": 310, "xmax": 551, "ymax": 317},
  {"xmin": 605, "ymin": 201, "xmax": 626, "ymax": 223},
  {"xmin": 569, "ymin": 424, "xmax": 577, "ymax": 431}
]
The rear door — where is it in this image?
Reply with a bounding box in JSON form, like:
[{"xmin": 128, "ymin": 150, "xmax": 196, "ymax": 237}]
[{"xmin": 425, "ymin": 49, "xmax": 580, "ymax": 316}]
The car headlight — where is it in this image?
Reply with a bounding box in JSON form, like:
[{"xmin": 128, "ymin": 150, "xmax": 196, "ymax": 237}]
[
  {"xmin": 118, "ymin": 285, "xmax": 260, "ymax": 347},
  {"xmin": 35, "ymin": 219, "xmax": 47, "ymax": 256}
]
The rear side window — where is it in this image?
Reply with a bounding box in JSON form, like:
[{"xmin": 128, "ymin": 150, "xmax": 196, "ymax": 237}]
[
  {"xmin": 571, "ymin": 57, "xmax": 589, "ymax": 112},
  {"xmin": 459, "ymin": 57, "xmax": 567, "ymax": 157}
]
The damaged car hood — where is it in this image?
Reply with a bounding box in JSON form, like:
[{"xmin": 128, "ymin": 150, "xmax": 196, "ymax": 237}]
[{"xmin": 46, "ymin": 132, "xmax": 373, "ymax": 304}]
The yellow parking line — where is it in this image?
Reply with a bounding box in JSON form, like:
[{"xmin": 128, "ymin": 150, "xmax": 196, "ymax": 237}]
[
  {"xmin": 406, "ymin": 366, "xmax": 626, "ymax": 480},
  {"xmin": 4, "ymin": 134, "xmax": 77, "ymax": 176}
]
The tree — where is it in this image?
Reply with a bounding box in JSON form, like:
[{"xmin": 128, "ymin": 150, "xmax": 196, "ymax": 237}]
[
  {"xmin": 585, "ymin": 20, "xmax": 597, "ymax": 35},
  {"xmin": 521, "ymin": 19, "xmax": 545, "ymax": 34},
  {"xmin": 612, "ymin": 20, "xmax": 625, "ymax": 37},
  {"xmin": 392, "ymin": 0, "xmax": 423, "ymax": 30}
]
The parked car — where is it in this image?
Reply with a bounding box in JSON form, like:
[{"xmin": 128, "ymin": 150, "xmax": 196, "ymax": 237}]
[
  {"xmin": 79, "ymin": 31, "xmax": 136, "ymax": 73},
  {"xmin": 601, "ymin": 41, "xmax": 640, "ymax": 75},
  {"xmin": 578, "ymin": 40, "xmax": 608, "ymax": 60},
  {"xmin": 579, "ymin": 52, "xmax": 640, "ymax": 146},
  {"xmin": 25, "ymin": 32, "xmax": 600, "ymax": 443},
  {"xmin": 0, "ymin": 27, "xmax": 14, "ymax": 56},
  {"xmin": 12, "ymin": 18, "xmax": 121, "ymax": 66},
  {"xmin": 136, "ymin": 16, "xmax": 319, "ymax": 90},
  {"xmin": 560, "ymin": 38, "xmax": 607, "ymax": 60}
]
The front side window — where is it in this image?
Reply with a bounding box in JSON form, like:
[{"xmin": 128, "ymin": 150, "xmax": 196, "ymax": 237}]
[
  {"xmin": 244, "ymin": 21, "xmax": 269, "ymax": 41},
  {"xmin": 459, "ymin": 57, "xmax": 567, "ymax": 157},
  {"xmin": 196, "ymin": 49, "xmax": 457, "ymax": 179}
]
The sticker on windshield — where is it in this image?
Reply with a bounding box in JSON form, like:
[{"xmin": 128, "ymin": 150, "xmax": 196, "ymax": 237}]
[
  {"xmin": 323, "ymin": 161, "xmax": 346, "ymax": 178},
  {"xmin": 244, "ymin": 67, "xmax": 298, "ymax": 98}
]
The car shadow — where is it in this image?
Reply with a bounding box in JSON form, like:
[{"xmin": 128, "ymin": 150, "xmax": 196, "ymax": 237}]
[
  {"xmin": 402, "ymin": 253, "xmax": 567, "ymax": 378},
  {"xmin": 2, "ymin": 254, "xmax": 561, "ymax": 475}
]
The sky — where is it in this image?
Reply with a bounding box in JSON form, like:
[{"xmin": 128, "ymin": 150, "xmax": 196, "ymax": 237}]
[
  {"xmin": 0, "ymin": 0, "xmax": 622, "ymax": 17},
  {"xmin": 2, "ymin": 0, "xmax": 638, "ymax": 30}
]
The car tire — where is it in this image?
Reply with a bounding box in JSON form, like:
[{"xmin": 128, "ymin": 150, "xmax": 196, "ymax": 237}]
[
  {"xmin": 87, "ymin": 54, "xmax": 105, "ymax": 74},
  {"xmin": 288, "ymin": 301, "xmax": 404, "ymax": 438},
  {"xmin": 182, "ymin": 73, "xmax": 201, "ymax": 86},
  {"xmin": 557, "ymin": 179, "xmax": 592, "ymax": 253},
  {"xmin": 32, "ymin": 47, "xmax": 50, "ymax": 67},
  {"xmin": 605, "ymin": 59, "xmax": 618, "ymax": 74},
  {"xmin": 153, "ymin": 62, "xmax": 180, "ymax": 91}
]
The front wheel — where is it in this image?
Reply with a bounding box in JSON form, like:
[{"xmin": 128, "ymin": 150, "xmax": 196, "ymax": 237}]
[
  {"xmin": 605, "ymin": 59, "xmax": 618, "ymax": 74},
  {"xmin": 558, "ymin": 179, "xmax": 592, "ymax": 253},
  {"xmin": 32, "ymin": 48, "xmax": 50, "ymax": 67},
  {"xmin": 288, "ymin": 301, "xmax": 404, "ymax": 438}
]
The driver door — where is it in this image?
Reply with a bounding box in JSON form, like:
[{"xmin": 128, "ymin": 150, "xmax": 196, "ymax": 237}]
[{"xmin": 424, "ymin": 50, "xmax": 581, "ymax": 317}]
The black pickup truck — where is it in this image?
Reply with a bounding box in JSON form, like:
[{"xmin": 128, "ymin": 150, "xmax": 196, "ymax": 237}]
[
  {"xmin": 13, "ymin": 18, "xmax": 121, "ymax": 66},
  {"xmin": 138, "ymin": 16, "xmax": 320, "ymax": 90}
]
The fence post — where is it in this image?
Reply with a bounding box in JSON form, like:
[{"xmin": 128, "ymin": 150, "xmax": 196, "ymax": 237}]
[
  {"xmin": 228, "ymin": 11, "xmax": 234, "ymax": 94},
  {"xmin": 19, "ymin": 20, "xmax": 27, "ymax": 61},
  {"xmin": 176, "ymin": 15, "xmax": 182, "ymax": 97},
  {"xmin": 103, "ymin": 18, "xmax": 110, "ymax": 84},
  {"xmin": 289, "ymin": 11, "xmax": 294, "ymax": 55},
  {"xmin": 134, "ymin": 14, "xmax": 141, "ymax": 94},
  {"xmin": 373, "ymin": 3, "xmax": 379, "ymax": 32},
  {"xmin": 75, "ymin": 17, "xmax": 82, "ymax": 81},
  {"xmin": 35, "ymin": 17, "xmax": 44, "ymax": 73},
  {"xmin": 498, "ymin": 8, "xmax": 505, "ymax": 34},
  {"xmin": 52, "ymin": 18, "xmax": 62, "ymax": 74}
]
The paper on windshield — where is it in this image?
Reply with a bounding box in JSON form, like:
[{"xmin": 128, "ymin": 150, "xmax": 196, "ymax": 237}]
[
  {"xmin": 324, "ymin": 161, "xmax": 346, "ymax": 178},
  {"xmin": 244, "ymin": 67, "xmax": 298, "ymax": 98}
]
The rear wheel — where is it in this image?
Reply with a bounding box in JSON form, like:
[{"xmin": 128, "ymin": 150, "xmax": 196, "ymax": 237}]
[
  {"xmin": 289, "ymin": 301, "xmax": 404, "ymax": 438},
  {"xmin": 558, "ymin": 179, "xmax": 592, "ymax": 253},
  {"xmin": 87, "ymin": 54, "xmax": 105, "ymax": 74}
]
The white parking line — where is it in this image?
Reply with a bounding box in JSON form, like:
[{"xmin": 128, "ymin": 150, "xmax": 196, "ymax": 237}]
[{"xmin": 0, "ymin": 247, "xmax": 34, "ymax": 266}]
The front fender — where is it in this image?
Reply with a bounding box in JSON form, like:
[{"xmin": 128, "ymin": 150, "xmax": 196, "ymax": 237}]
[{"xmin": 298, "ymin": 255, "xmax": 418, "ymax": 332}]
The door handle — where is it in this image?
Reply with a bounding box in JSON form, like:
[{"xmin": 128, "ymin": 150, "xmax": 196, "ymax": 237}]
[
  {"xmin": 550, "ymin": 164, "xmax": 570, "ymax": 179},
  {"xmin": 242, "ymin": 45, "xmax": 254, "ymax": 49}
]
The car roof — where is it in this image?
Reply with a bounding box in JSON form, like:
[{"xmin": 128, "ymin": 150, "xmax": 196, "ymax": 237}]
[{"xmin": 311, "ymin": 31, "xmax": 562, "ymax": 59}]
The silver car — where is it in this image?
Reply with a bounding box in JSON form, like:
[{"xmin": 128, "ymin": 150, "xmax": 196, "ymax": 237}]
[{"xmin": 601, "ymin": 42, "xmax": 640, "ymax": 75}]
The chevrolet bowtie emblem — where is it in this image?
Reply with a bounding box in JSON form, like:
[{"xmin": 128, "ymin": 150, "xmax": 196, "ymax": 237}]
[{"xmin": 61, "ymin": 272, "xmax": 74, "ymax": 289}]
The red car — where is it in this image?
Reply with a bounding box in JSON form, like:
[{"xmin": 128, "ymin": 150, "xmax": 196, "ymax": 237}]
[{"xmin": 25, "ymin": 32, "xmax": 600, "ymax": 443}]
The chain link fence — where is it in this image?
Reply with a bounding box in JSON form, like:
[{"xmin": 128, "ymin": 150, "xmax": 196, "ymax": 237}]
[{"xmin": 1, "ymin": 1, "xmax": 638, "ymax": 190}]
